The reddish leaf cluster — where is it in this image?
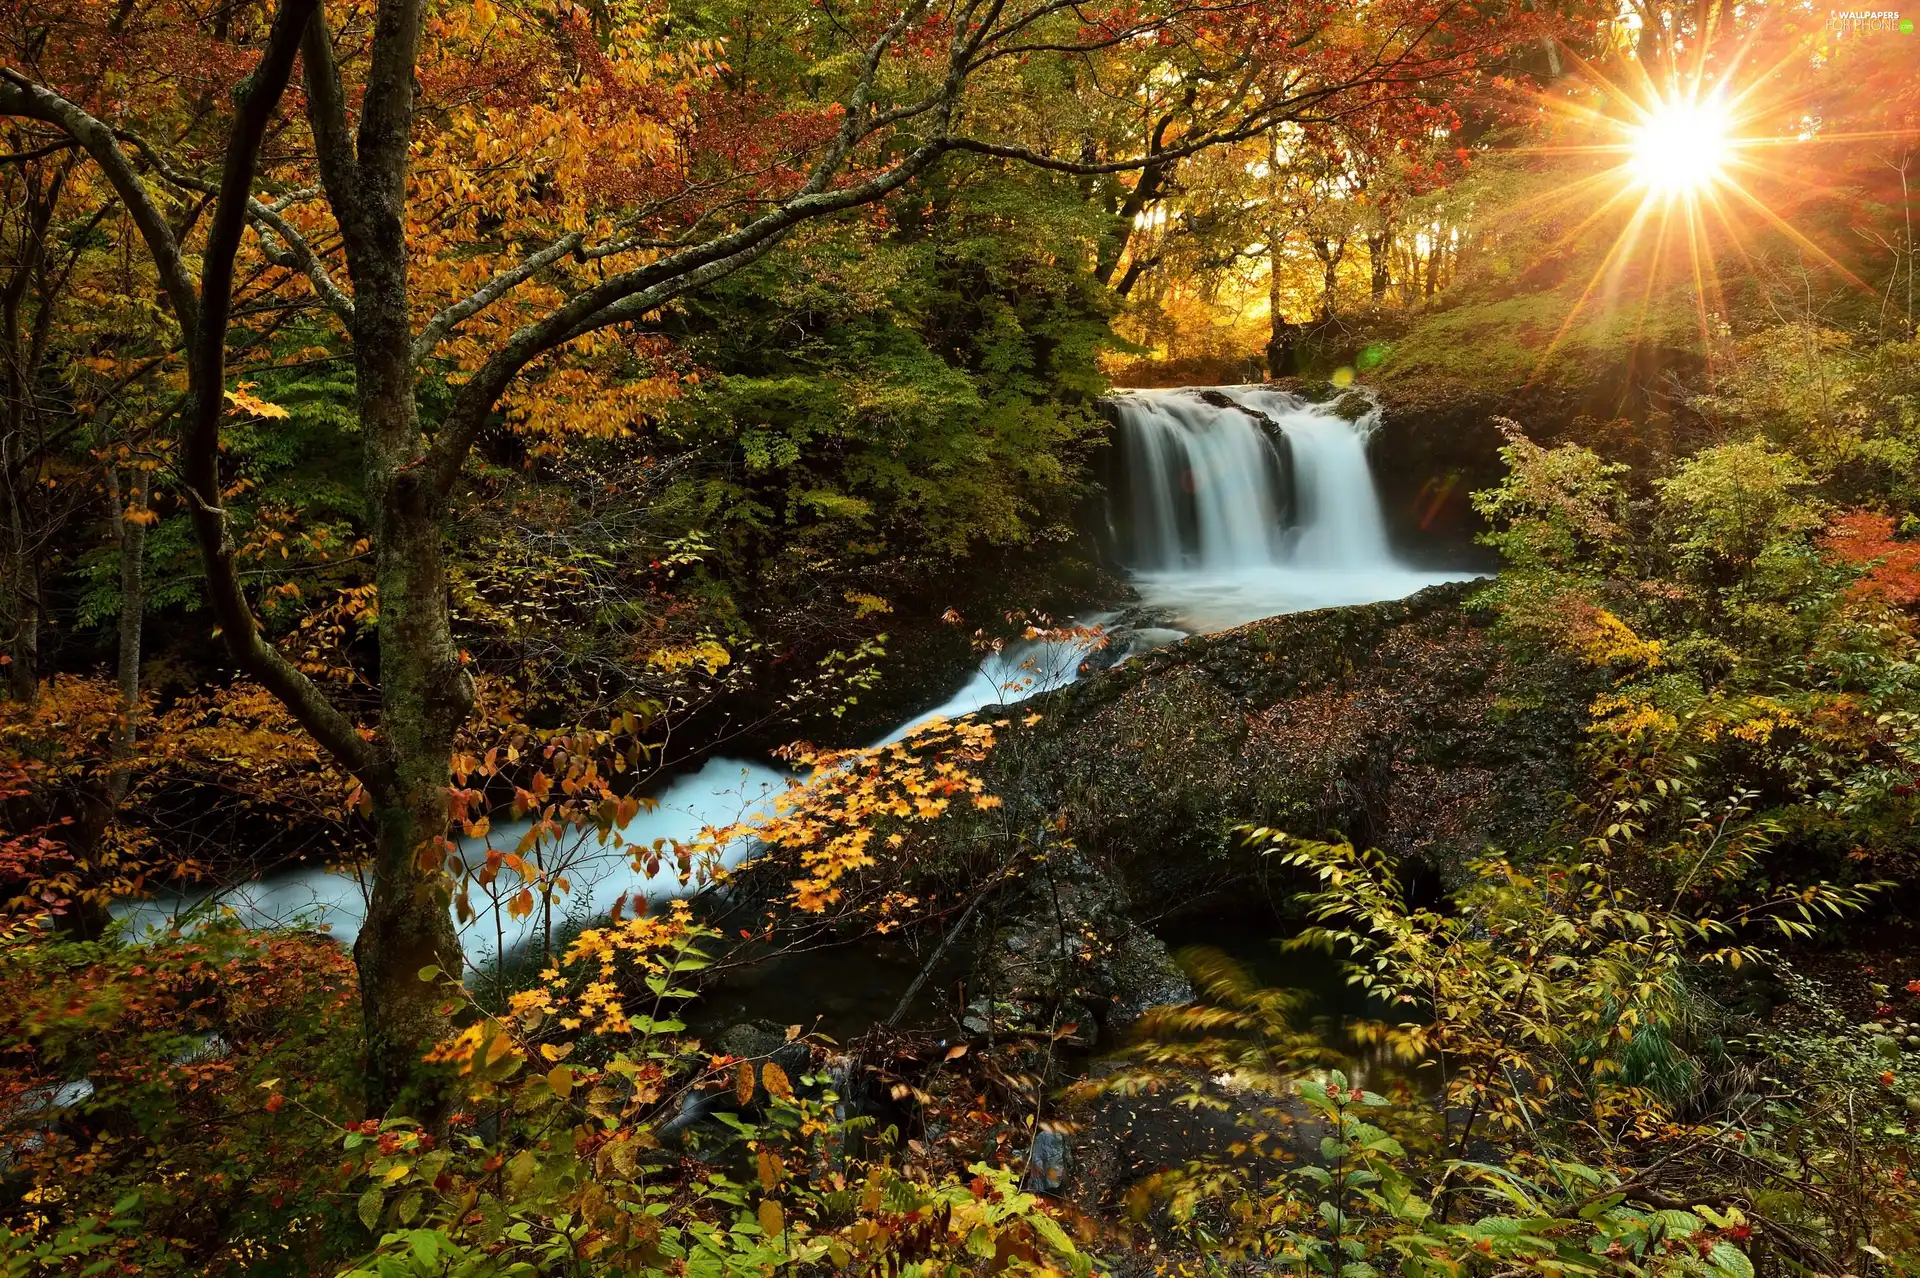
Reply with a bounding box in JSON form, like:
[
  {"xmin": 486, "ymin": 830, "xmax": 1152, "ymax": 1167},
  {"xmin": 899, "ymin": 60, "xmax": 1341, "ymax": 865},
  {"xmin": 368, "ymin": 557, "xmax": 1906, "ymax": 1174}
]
[{"xmin": 1823, "ymin": 511, "xmax": 1920, "ymax": 607}]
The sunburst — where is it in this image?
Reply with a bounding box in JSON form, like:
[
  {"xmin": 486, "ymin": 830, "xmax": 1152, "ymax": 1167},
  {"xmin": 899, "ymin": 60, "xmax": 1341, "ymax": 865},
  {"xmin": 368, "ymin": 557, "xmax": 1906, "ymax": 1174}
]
[
  {"xmin": 1502, "ymin": 35, "xmax": 1901, "ymax": 382},
  {"xmin": 1625, "ymin": 92, "xmax": 1735, "ymax": 200}
]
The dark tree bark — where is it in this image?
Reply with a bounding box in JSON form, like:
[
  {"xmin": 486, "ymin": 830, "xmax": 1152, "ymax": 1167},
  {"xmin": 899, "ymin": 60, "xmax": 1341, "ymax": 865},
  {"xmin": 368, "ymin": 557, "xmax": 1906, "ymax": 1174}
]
[
  {"xmin": 1367, "ymin": 228, "xmax": 1393, "ymax": 304},
  {"xmin": 1312, "ymin": 235, "xmax": 1347, "ymax": 322},
  {"xmin": 58, "ymin": 447, "xmax": 152, "ymax": 942},
  {"xmin": 0, "ymin": 161, "xmax": 63, "ymax": 703},
  {"xmin": 1266, "ymin": 227, "xmax": 1302, "ymax": 378}
]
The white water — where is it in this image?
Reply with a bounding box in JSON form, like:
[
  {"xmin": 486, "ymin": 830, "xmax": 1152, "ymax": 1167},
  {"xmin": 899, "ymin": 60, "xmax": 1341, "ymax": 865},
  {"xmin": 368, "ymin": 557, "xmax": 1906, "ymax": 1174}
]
[
  {"xmin": 114, "ymin": 385, "xmax": 1472, "ymax": 968},
  {"xmin": 112, "ymin": 626, "xmax": 1108, "ymax": 970},
  {"xmin": 1115, "ymin": 386, "xmax": 1473, "ymax": 634}
]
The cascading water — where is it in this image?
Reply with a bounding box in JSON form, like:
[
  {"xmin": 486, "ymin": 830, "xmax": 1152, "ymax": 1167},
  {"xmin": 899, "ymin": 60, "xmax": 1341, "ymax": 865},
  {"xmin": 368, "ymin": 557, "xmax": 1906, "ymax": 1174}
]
[
  {"xmin": 1113, "ymin": 386, "xmax": 1472, "ymax": 633},
  {"xmin": 115, "ymin": 384, "xmax": 1473, "ymax": 968}
]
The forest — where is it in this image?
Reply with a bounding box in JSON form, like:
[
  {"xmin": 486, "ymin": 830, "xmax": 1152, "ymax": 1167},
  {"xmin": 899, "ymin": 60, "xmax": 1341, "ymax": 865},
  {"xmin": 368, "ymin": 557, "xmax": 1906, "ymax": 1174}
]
[{"xmin": 0, "ymin": 0, "xmax": 1917, "ymax": 1272}]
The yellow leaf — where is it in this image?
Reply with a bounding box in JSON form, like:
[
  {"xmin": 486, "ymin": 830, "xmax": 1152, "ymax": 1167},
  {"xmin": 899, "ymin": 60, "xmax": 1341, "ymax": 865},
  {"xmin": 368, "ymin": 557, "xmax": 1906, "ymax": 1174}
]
[
  {"xmin": 734, "ymin": 1060, "xmax": 755, "ymax": 1106},
  {"xmin": 757, "ymin": 1148, "xmax": 780, "ymax": 1191},
  {"xmin": 224, "ymin": 384, "xmax": 290, "ymax": 419},
  {"xmin": 761, "ymin": 1061, "xmax": 792, "ymax": 1101},
  {"xmin": 484, "ymin": 1029, "xmax": 517, "ymax": 1068},
  {"xmin": 757, "ymin": 1199, "xmax": 784, "ymax": 1238}
]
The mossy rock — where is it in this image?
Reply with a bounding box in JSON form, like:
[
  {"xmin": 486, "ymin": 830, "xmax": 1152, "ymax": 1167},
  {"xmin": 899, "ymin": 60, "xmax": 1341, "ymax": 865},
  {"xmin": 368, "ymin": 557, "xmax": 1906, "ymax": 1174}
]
[{"xmin": 978, "ymin": 582, "xmax": 1595, "ymax": 898}]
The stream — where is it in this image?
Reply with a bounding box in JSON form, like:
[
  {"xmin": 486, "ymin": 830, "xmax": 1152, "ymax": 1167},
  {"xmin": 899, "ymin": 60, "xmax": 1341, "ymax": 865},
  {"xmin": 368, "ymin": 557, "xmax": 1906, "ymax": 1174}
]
[{"xmin": 114, "ymin": 387, "xmax": 1478, "ymax": 984}]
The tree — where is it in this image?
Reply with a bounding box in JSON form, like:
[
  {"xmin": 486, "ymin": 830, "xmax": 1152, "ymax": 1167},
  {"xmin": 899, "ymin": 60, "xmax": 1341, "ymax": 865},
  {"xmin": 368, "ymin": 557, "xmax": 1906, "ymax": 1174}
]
[{"xmin": 0, "ymin": 0, "xmax": 1570, "ymax": 1121}]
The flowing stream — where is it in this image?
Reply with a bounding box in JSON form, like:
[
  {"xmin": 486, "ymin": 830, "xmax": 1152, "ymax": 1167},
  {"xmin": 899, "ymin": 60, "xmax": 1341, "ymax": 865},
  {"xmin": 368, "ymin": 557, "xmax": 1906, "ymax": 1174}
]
[{"xmin": 115, "ymin": 386, "xmax": 1475, "ymax": 970}]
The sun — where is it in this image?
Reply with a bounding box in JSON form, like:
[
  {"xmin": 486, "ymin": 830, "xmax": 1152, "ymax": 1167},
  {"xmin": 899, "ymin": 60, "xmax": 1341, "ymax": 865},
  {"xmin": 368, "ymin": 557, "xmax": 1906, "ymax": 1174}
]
[
  {"xmin": 1626, "ymin": 94, "xmax": 1735, "ymax": 198},
  {"xmin": 1505, "ymin": 48, "xmax": 1886, "ymax": 383}
]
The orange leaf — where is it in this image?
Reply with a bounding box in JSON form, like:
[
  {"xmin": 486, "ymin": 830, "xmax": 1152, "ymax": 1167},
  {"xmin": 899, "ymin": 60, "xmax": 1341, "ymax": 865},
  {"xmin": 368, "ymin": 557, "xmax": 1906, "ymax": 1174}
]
[{"xmin": 734, "ymin": 1060, "xmax": 755, "ymax": 1106}]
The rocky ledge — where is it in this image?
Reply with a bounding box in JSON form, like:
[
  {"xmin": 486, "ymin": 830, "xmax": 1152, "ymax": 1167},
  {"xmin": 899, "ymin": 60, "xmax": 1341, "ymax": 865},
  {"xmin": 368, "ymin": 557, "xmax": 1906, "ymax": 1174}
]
[{"xmin": 981, "ymin": 580, "xmax": 1595, "ymax": 903}]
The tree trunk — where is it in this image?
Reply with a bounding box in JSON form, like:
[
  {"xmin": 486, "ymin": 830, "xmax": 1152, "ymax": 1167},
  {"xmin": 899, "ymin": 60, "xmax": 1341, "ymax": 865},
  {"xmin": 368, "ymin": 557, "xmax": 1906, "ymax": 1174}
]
[
  {"xmin": 1312, "ymin": 237, "xmax": 1345, "ymax": 323},
  {"xmin": 109, "ymin": 464, "xmax": 148, "ymax": 800},
  {"xmin": 353, "ymin": 383, "xmax": 469, "ymax": 1123},
  {"xmin": 1, "ymin": 539, "xmax": 35, "ymax": 702},
  {"xmin": 1266, "ymin": 229, "xmax": 1300, "ymax": 378},
  {"xmin": 56, "ymin": 460, "xmax": 150, "ymax": 941},
  {"xmin": 1093, "ymin": 157, "xmax": 1167, "ymax": 291},
  {"xmin": 347, "ymin": 73, "xmax": 473, "ymax": 1123},
  {"xmin": 1092, "ymin": 102, "xmax": 1187, "ymax": 291},
  {"xmin": 1367, "ymin": 229, "xmax": 1393, "ymax": 304},
  {"xmin": 0, "ymin": 174, "xmax": 47, "ymax": 706},
  {"xmin": 357, "ymin": 778, "xmax": 464, "ymax": 1123},
  {"xmin": 351, "ymin": 309, "xmax": 470, "ymax": 1127}
]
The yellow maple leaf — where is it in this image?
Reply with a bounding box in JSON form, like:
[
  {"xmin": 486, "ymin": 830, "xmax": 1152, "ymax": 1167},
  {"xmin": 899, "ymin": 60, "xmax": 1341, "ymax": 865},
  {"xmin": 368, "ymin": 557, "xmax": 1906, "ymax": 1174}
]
[{"xmin": 224, "ymin": 384, "xmax": 291, "ymax": 419}]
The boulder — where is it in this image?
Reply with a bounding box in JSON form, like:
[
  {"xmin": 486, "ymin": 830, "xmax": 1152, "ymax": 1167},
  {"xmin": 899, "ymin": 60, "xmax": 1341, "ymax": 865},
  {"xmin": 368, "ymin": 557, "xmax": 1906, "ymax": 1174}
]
[
  {"xmin": 978, "ymin": 848, "xmax": 1193, "ymax": 1041},
  {"xmin": 977, "ymin": 582, "xmax": 1593, "ymax": 901}
]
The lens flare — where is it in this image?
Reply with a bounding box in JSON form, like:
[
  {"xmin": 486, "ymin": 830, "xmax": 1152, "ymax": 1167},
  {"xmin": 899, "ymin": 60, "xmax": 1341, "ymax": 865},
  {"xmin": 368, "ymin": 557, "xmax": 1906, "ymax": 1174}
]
[{"xmin": 1627, "ymin": 95, "xmax": 1734, "ymax": 197}]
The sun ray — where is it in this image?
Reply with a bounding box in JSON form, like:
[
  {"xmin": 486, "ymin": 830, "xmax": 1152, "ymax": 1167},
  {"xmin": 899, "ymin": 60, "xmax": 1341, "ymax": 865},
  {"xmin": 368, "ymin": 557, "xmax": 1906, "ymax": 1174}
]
[
  {"xmin": 1529, "ymin": 192, "xmax": 1663, "ymax": 381},
  {"xmin": 1498, "ymin": 21, "xmax": 1909, "ymax": 386},
  {"xmin": 1716, "ymin": 179, "xmax": 1874, "ymax": 293}
]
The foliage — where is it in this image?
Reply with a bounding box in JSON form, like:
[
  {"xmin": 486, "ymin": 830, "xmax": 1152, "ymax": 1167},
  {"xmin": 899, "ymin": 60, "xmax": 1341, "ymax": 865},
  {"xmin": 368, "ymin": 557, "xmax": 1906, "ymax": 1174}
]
[
  {"xmin": 1084, "ymin": 808, "xmax": 1905, "ymax": 1275},
  {"xmin": 0, "ymin": 676, "xmax": 352, "ymax": 921},
  {"xmin": 0, "ymin": 923, "xmax": 361, "ymax": 1275},
  {"xmin": 1468, "ymin": 401, "xmax": 1920, "ymax": 871},
  {"xmin": 330, "ymin": 895, "xmax": 1090, "ymax": 1277}
]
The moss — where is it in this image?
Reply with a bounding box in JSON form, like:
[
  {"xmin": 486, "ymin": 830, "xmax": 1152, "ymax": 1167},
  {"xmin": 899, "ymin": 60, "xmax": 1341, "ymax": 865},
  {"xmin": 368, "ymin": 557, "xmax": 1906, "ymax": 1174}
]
[
  {"xmin": 1331, "ymin": 390, "xmax": 1372, "ymax": 422},
  {"xmin": 1377, "ymin": 281, "xmax": 1701, "ymax": 394}
]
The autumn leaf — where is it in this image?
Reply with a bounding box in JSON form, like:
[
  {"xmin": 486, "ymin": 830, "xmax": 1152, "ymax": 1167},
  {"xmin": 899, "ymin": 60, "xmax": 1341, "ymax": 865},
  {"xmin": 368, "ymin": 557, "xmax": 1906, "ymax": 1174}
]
[
  {"xmin": 224, "ymin": 383, "xmax": 291, "ymax": 419},
  {"xmin": 734, "ymin": 1059, "xmax": 755, "ymax": 1106},
  {"xmin": 756, "ymin": 1148, "xmax": 780, "ymax": 1191},
  {"xmin": 761, "ymin": 1061, "xmax": 792, "ymax": 1101}
]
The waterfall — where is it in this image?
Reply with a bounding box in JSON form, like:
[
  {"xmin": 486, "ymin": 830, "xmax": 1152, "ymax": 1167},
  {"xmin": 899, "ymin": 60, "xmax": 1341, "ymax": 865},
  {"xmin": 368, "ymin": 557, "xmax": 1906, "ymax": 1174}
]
[
  {"xmin": 1110, "ymin": 386, "xmax": 1472, "ymax": 633},
  {"xmin": 1118, "ymin": 393, "xmax": 1289, "ymax": 569}
]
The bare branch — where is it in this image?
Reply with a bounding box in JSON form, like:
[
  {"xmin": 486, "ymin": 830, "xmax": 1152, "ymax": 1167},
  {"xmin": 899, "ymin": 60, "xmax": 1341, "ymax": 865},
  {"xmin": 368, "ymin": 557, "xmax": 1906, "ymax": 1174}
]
[
  {"xmin": 116, "ymin": 128, "xmax": 357, "ymax": 320},
  {"xmin": 0, "ymin": 72, "xmax": 200, "ymax": 333}
]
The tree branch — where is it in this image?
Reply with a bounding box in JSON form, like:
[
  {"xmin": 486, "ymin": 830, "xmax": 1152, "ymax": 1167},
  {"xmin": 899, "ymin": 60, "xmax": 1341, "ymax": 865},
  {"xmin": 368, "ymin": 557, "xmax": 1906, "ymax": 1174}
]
[
  {"xmin": 411, "ymin": 230, "xmax": 582, "ymax": 363},
  {"xmin": 0, "ymin": 72, "xmax": 200, "ymax": 334},
  {"xmin": 118, "ymin": 130, "xmax": 356, "ymax": 320},
  {"xmin": 175, "ymin": 0, "xmax": 394, "ymax": 792}
]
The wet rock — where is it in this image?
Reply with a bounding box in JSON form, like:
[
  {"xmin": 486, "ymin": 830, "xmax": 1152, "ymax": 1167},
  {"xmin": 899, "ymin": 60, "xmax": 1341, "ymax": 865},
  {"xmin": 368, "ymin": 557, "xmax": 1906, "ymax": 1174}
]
[
  {"xmin": 714, "ymin": 1020, "xmax": 810, "ymax": 1077},
  {"xmin": 1101, "ymin": 930, "xmax": 1192, "ymax": 1030},
  {"xmin": 1331, "ymin": 390, "xmax": 1372, "ymax": 422},
  {"xmin": 980, "ymin": 850, "xmax": 1193, "ymax": 1041},
  {"xmin": 1052, "ymin": 1000, "xmax": 1099, "ymax": 1051},
  {"xmin": 1023, "ymin": 1129, "xmax": 1073, "ymax": 1193},
  {"xmin": 1122, "ymin": 627, "xmax": 1187, "ymax": 655}
]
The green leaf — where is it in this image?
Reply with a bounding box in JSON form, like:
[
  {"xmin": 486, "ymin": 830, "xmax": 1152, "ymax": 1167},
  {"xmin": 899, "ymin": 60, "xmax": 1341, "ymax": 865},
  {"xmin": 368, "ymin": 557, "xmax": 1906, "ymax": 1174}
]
[
  {"xmin": 396, "ymin": 1190, "xmax": 422, "ymax": 1226},
  {"xmin": 356, "ymin": 1186, "xmax": 383, "ymax": 1234},
  {"xmin": 409, "ymin": 1229, "xmax": 445, "ymax": 1266},
  {"xmin": 1709, "ymin": 1241, "xmax": 1754, "ymax": 1278},
  {"xmin": 506, "ymin": 1149, "xmax": 538, "ymax": 1198}
]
